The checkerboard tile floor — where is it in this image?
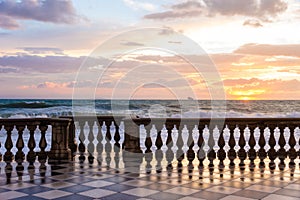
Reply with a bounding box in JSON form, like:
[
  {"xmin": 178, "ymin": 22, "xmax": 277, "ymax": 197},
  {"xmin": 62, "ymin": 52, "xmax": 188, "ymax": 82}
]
[{"xmin": 0, "ymin": 155, "xmax": 299, "ymax": 200}]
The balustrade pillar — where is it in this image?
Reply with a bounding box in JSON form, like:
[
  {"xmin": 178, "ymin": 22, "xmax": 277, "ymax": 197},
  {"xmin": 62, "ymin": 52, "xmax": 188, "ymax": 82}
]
[
  {"xmin": 48, "ymin": 121, "xmax": 71, "ymax": 162},
  {"xmin": 124, "ymin": 119, "xmax": 142, "ymax": 153}
]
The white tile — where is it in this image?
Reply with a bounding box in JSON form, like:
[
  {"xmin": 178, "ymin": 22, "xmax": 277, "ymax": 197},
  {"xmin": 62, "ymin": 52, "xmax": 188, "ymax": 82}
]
[
  {"xmin": 246, "ymin": 185, "xmax": 280, "ymax": 193},
  {"xmin": 34, "ymin": 190, "xmax": 72, "ymax": 199},
  {"xmin": 78, "ymin": 188, "xmax": 115, "ymax": 198},
  {"xmin": 122, "ymin": 188, "xmax": 159, "ymax": 197},
  {"xmin": 0, "ymin": 191, "xmax": 28, "ymax": 200},
  {"xmin": 0, "ymin": 183, "xmax": 35, "ymax": 190},
  {"xmin": 82, "ymin": 180, "xmax": 114, "ymax": 188},
  {"xmin": 206, "ymin": 186, "xmax": 241, "ymax": 194},
  {"xmin": 220, "ymin": 195, "xmax": 256, "ymax": 200},
  {"xmin": 285, "ymin": 184, "xmax": 300, "ymax": 190},
  {"xmin": 159, "ymin": 179, "xmax": 191, "ymax": 185},
  {"xmin": 262, "ymin": 194, "xmax": 300, "ymax": 200},
  {"xmin": 49, "ymin": 174, "xmax": 76, "ymax": 180},
  {"xmin": 179, "ymin": 197, "xmax": 205, "ymax": 200},
  {"xmin": 164, "ymin": 187, "xmax": 199, "ymax": 195},
  {"xmin": 42, "ymin": 181, "xmax": 76, "ymax": 189},
  {"xmin": 121, "ymin": 180, "xmax": 152, "ymax": 186}
]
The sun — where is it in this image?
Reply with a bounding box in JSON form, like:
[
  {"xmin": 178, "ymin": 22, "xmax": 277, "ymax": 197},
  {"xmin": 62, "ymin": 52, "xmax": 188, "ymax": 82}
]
[{"xmin": 238, "ymin": 96, "xmax": 252, "ymax": 101}]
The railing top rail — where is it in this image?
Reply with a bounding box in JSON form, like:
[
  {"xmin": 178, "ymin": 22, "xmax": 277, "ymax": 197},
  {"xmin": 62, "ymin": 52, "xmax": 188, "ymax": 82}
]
[{"xmin": 0, "ymin": 118, "xmax": 72, "ymax": 126}]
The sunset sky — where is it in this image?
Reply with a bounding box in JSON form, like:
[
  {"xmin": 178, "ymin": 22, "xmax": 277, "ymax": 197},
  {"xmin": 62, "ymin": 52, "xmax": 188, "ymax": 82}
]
[{"xmin": 0, "ymin": 0, "xmax": 300, "ymax": 100}]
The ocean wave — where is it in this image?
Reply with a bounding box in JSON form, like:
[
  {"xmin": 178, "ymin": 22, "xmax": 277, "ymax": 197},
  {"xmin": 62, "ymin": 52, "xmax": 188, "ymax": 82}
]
[{"xmin": 0, "ymin": 101, "xmax": 54, "ymax": 109}]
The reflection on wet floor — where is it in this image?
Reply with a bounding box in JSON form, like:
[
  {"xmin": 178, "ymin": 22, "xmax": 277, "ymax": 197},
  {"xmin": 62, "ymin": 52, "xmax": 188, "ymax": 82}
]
[{"xmin": 0, "ymin": 151, "xmax": 299, "ymax": 200}]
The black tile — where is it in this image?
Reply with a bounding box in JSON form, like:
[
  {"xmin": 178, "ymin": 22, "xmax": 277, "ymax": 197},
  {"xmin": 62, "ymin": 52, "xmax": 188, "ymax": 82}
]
[
  {"xmin": 233, "ymin": 189, "xmax": 269, "ymax": 199},
  {"xmin": 55, "ymin": 194, "xmax": 93, "ymax": 200},
  {"xmin": 102, "ymin": 176, "xmax": 134, "ymax": 183},
  {"xmin": 182, "ymin": 181, "xmax": 212, "ymax": 190},
  {"xmin": 260, "ymin": 180, "xmax": 290, "ymax": 187},
  {"xmin": 60, "ymin": 185, "xmax": 94, "ymax": 193},
  {"xmin": 147, "ymin": 192, "xmax": 184, "ymax": 200},
  {"xmin": 14, "ymin": 196, "xmax": 45, "ymax": 200},
  {"xmin": 101, "ymin": 184, "xmax": 135, "ymax": 192},
  {"xmin": 275, "ymin": 189, "xmax": 300, "ymax": 198},
  {"xmin": 0, "ymin": 188, "xmax": 10, "ymax": 193},
  {"xmin": 101, "ymin": 193, "xmax": 138, "ymax": 200},
  {"xmin": 142, "ymin": 183, "xmax": 175, "ymax": 191},
  {"xmin": 67, "ymin": 176, "xmax": 96, "ymax": 184},
  {"xmin": 192, "ymin": 191, "xmax": 227, "ymax": 200},
  {"xmin": 16, "ymin": 186, "xmax": 52, "ymax": 194},
  {"xmin": 221, "ymin": 181, "xmax": 252, "ymax": 188}
]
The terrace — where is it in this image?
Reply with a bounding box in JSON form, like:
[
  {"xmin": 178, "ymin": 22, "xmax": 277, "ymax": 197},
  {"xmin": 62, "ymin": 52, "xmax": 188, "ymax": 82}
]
[{"xmin": 0, "ymin": 116, "xmax": 299, "ymax": 200}]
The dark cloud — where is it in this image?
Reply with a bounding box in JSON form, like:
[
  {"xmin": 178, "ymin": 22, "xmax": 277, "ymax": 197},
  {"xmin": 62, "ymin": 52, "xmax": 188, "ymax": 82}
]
[
  {"xmin": 171, "ymin": 1, "xmax": 203, "ymax": 10},
  {"xmin": 0, "ymin": 55, "xmax": 106, "ymax": 73},
  {"xmin": 144, "ymin": 0, "xmax": 287, "ymax": 23},
  {"xmin": 120, "ymin": 41, "xmax": 144, "ymax": 46},
  {"xmin": 243, "ymin": 19, "xmax": 263, "ymax": 27},
  {"xmin": 234, "ymin": 43, "xmax": 300, "ymax": 57},
  {"xmin": 204, "ymin": 0, "xmax": 287, "ymax": 18},
  {"xmin": 19, "ymin": 47, "xmax": 65, "ymax": 55},
  {"xmin": 0, "ymin": 0, "xmax": 80, "ymax": 30}
]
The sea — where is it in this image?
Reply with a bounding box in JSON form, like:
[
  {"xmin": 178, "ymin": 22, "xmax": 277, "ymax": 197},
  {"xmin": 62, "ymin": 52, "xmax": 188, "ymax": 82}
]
[{"xmin": 0, "ymin": 99, "xmax": 300, "ymax": 118}]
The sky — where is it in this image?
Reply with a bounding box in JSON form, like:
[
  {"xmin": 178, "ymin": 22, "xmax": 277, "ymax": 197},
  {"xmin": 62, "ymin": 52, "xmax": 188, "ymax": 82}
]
[{"xmin": 0, "ymin": 0, "xmax": 300, "ymax": 100}]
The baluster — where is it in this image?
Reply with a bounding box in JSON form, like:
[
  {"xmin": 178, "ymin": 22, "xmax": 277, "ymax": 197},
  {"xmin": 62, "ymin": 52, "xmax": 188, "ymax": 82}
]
[
  {"xmin": 140, "ymin": 125, "xmax": 147, "ymax": 153},
  {"xmin": 110, "ymin": 121, "xmax": 116, "ymax": 144},
  {"xmin": 144, "ymin": 127, "xmax": 152, "ymax": 174},
  {"xmin": 119, "ymin": 121, "xmax": 125, "ymax": 149},
  {"xmin": 4, "ymin": 125, "xmax": 14, "ymax": 162},
  {"xmin": 217, "ymin": 125, "xmax": 226, "ymax": 172},
  {"xmin": 38, "ymin": 124, "xmax": 48, "ymax": 162},
  {"xmin": 192, "ymin": 125, "xmax": 199, "ymax": 152},
  {"xmin": 228, "ymin": 125, "xmax": 236, "ymax": 167},
  {"xmin": 166, "ymin": 124, "xmax": 174, "ymax": 171},
  {"xmin": 105, "ymin": 121, "xmax": 112, "ymax": 169},
  {"xmin": 15, "ymin": 125, "xmax": 25, "ymax": 163},
  {"xmin": 87, "ymin": 121, "xmax": 95, "ymax": 165},
  {"xmin": 96, "ymin": 121, "xmax": 103, "ymax": 167},
  {"xmin": 161, "ymin": 125, "xmax": 168, "ymax": 153},
  {"xmin": 258, "ymin": 126, "xmax": 267, "ymax": 168},
  {"xmin": 187, "ymin": 124, "xmax": 195, "ymax": 172},
  {"xmin": 155, "ymin": 125, "xmax": 163, "ymax": 173},
  {"xmin": 197, "ymin": 125, "xmax": 205, "ymax": 168},
  {"xmin": 238, "ymin": 125, "xmax": 247, "ymax": 168},
  {"xmin": 38, "ymin": 124, "xmax": 47, "ymax": 181},
  {"xmin": 182, "ymin": 125, "xmax": 189, "ymax": 154},
  {"xmin": 248, "ymin": 126, "xmax": 256, "ymax": 169},
  {"xmin": 288, "ymin": 125, "xmax": 297, "ymax": 167},
  {"xmin": 27, "ymin": 125, "xmax": 36, "ymax": 167},
  {"xmin": 150, "ymin": 125, "xmax": 158, "ymax": 152},
  {"xmin": 114, "ymin": 121, "xmax": 121, "ymax": 148},
  {"xmin": 278, "ymin": 126, "xmax": 287, "ymax": 170},
  {"xmin": 268, "ymin": 125, "xmax": 277, "ymax": 171},
  {"xmin": 114, "ymin": 122, "xmax": 121, "ymax": 173},
  {"xmin": 78, "ymin": 120, "xmax": 86, "ymax": 163},
  {"xmin": 69, "ymin": 120, "xmax": 77, "ymax": 154},
  {"xmin": 207, "ymin": 126, "xmax": 216, "ymax": 169},
  {"xmin": 176, "ymin": 125, "xmax": 184, "ymax": 169}
]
